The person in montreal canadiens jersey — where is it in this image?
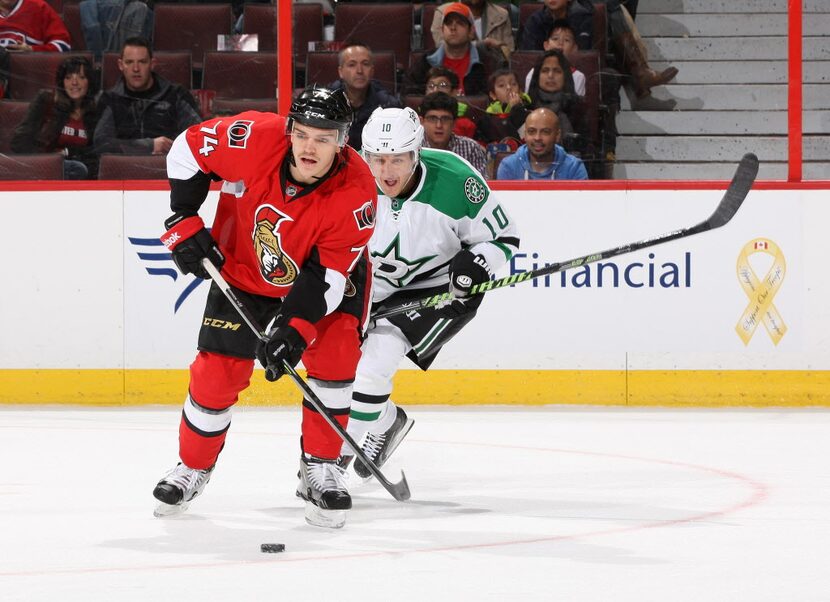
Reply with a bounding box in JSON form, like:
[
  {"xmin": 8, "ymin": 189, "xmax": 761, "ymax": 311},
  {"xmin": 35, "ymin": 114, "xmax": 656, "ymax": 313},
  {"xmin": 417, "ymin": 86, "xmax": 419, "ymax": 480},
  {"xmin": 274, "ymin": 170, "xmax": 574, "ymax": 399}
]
[
  {"xmin": 339, "ymin": 106, "xmax": 520, "ymax": 478},
  {"xmin": 152, "ymin": 86, "xmax": 378, "ymax": 529}
]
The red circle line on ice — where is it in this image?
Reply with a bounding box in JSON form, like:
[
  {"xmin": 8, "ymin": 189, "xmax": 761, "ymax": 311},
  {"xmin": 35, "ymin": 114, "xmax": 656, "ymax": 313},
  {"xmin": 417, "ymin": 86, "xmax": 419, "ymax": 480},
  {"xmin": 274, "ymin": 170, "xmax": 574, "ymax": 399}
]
[{"xmin": 0, "ymin": 435, "xmax": 770, "ymax": 577}]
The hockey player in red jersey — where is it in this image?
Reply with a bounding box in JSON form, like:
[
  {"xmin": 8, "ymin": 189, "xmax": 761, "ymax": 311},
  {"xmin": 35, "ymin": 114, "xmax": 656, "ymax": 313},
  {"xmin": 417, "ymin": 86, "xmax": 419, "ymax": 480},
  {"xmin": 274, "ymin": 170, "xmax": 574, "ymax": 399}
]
[
  {"xmin": 0, "ymin": 0, "xmax": 71, "ymax": 52},
  {"xmin": 152, "ymin": 86, "xmax": 378, "ymax": 529}
]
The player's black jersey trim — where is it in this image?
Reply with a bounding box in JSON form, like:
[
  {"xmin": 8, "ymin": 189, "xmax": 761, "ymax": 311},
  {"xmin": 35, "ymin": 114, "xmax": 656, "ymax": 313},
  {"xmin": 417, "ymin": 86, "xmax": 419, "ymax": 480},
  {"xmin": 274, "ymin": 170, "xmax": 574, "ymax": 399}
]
[
  {"xmin": 497, "ymin": 236, "xmax": 520, "ymax": 249},
  {"xmin": 169, "ymin": 170, "xmax": 212, "ymax": 215}
]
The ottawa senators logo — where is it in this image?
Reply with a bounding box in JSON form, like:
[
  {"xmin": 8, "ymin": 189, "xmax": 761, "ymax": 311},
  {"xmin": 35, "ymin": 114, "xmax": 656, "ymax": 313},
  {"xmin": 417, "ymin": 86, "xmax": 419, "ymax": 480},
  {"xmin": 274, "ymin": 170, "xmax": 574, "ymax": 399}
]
[
  {"xmin": 253, "ymin": 205, "xmax": 299, "ymax": 286},
  {"xmin": 353, "ymin": 200, "xmax": 375, "ymax": 231},
  {"xmin": 228, "ymin": 120, "xmax": 253, "ymax": 149}
]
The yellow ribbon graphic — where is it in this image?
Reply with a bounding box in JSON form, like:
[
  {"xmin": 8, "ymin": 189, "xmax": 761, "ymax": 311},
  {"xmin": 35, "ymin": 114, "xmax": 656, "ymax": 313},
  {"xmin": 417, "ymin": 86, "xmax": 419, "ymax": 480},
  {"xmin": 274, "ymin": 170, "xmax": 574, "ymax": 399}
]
[{"xmin": 735, "ymin": 238, "xmax": 787, "ymax": 345}]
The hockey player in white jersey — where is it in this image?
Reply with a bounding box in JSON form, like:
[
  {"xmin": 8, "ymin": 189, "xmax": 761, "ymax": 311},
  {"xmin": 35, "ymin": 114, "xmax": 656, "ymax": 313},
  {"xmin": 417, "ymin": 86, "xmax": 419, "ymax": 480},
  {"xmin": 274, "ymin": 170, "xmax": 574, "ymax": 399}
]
[{"xmin": 341, "ymin": 106, "xmax": 520, "ymax": 477}]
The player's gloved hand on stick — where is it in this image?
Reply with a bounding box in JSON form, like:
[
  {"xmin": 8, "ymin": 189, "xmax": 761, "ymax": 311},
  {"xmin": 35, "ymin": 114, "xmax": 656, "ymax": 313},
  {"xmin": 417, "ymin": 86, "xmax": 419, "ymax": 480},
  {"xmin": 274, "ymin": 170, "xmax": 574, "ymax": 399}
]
[
  {"xmin": 434, "ymin": 249, "xmax": 492, "ymax": 319},
  {"xmin": 161, "ymin": 213, "xmax": 225, "ymax": 279},
  {"xmin": 256, "ymin": 324, "xmax": 307, "ymax": 382}
]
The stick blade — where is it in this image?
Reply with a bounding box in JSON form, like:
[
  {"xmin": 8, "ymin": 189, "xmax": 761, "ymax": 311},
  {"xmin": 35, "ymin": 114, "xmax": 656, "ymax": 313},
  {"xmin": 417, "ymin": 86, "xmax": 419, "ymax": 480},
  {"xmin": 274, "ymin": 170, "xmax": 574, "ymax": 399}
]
[
  {"xmin": 384, "ymin": 470, "xmax": 411, "ymax": 501},
  {"xmin": 706, "ymin": 153, "xmax": 759, "ymax": 229}
]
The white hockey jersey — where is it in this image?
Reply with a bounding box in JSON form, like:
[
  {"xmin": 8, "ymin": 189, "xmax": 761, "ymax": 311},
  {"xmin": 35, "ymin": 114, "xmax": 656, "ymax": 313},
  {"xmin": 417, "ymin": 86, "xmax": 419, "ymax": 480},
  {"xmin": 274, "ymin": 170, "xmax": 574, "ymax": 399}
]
[{"xmin": 370, "ymin": 148, "xmax": 520, "ymax": 303}]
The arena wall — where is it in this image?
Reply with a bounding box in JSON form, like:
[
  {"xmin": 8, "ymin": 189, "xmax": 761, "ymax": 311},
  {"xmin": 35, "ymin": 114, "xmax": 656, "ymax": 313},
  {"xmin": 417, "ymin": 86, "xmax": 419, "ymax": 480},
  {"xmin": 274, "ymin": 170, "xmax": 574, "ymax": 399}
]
[{"xmin": 1, "ymin": 183, "xmax": 828, "ymax": 406}]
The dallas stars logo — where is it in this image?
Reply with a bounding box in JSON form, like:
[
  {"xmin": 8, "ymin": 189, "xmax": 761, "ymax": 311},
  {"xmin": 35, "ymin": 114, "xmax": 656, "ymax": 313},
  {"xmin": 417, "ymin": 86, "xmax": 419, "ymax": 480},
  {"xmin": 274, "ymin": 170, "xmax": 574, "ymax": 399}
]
[
  {"xmin": 464, "ymin": 177, "xmax": 486, "ymax": 204},
  {"xmin": 372, "ymin": 234, "xmax": 437, "ymax": 288}
]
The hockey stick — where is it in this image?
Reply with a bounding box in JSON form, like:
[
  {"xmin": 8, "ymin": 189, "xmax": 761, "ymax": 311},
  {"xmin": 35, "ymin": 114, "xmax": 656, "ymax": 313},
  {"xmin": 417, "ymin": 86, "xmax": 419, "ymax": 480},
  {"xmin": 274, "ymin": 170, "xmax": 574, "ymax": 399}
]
[
  {"xmin": 373, "ymin": 152, "xmax": 759, "ymax": 321},
  {"xmin": 200, "ymin": 259, "xmax": 411, "ymax": 502}
]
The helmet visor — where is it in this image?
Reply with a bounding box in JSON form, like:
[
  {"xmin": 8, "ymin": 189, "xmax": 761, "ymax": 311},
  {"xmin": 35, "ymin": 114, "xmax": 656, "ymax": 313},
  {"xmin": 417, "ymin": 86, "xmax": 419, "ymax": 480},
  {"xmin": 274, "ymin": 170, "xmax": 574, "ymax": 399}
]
[
  {"xmin": 363, "ymin": 151, "xmax": 418, "ymax": 197},
  {"xmin": 286, "ymin": 116, "xmax": 349, "ymax": 146}
]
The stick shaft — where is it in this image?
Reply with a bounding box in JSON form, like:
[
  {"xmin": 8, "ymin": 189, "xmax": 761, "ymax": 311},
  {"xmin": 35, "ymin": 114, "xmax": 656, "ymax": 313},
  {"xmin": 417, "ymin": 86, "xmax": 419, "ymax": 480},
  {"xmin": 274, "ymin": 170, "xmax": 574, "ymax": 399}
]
[
  {"xmin": 200, "ymin": 259, "xmax": 410, "ymax": 501},
  {"xmin": 373, "ymin": 153, "xmax": 758, "ymax": 321}
]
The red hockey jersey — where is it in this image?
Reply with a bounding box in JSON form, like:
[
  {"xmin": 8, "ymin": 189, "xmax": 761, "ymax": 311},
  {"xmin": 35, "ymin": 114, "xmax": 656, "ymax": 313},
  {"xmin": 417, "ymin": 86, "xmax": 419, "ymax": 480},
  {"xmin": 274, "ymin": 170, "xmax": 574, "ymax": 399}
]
[
  {"xmin": 0, "ymin": 0, "xmax": 70, "ymax": 52},
  {"xmin": 166, "ymin": 111, "xmax": 377, "ymax": 309}
]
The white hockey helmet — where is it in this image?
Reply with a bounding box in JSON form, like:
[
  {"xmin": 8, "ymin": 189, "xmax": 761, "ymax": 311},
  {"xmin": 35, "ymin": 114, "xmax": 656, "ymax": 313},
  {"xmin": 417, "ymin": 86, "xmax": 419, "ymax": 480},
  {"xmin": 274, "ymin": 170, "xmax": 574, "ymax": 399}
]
[{"xmin": 361, "ymin": 107, "xmax": 424, "ymax": 157}]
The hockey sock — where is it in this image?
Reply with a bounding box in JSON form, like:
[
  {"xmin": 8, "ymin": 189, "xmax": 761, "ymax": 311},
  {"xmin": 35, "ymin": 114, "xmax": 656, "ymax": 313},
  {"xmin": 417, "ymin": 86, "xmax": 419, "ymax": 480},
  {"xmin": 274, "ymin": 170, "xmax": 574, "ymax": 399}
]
[
  {"xmin": 371, "ymin": 399, "xmax": 399, "ymax": 434},
  {"xmin": 341, "ymin": 391, "xmax": 390, "ymax": 455},
  {"xmin": 302, "ymin": 378, "xmax": 352, "ymax": 459},
  {"xmin": 179, "ymin": 351, "xmax": 253, "ymax": 469}
]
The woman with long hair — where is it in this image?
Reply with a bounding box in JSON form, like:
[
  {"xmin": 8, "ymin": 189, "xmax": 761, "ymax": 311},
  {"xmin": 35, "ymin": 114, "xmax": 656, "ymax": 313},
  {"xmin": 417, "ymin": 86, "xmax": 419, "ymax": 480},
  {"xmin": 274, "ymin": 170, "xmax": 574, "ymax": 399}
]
[
  {"xmin": 526, "ymin": 49, "xmax": 581, "ymax": 142},
  {"xmin": 12, "ymin": 56, "xmax": 99, "ymax": 179}
]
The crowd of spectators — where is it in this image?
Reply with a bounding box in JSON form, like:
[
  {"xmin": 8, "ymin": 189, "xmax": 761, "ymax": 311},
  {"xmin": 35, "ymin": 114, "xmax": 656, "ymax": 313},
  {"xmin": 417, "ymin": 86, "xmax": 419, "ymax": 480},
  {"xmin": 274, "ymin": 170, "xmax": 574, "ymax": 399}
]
[{"xmin": 0, "ymin": 0, "xmax": 679, "ymax": 180}]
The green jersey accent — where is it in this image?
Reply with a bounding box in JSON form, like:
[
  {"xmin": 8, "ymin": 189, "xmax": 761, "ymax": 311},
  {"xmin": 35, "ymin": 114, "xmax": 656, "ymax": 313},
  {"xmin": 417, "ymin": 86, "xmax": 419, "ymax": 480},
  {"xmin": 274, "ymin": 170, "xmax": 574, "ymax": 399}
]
[
  {"xmin": 407, "ymin": 150, "xmax": 490, "ymax": 219},
  {"xmin": 370, "ymin": 148, "xmax": 520, "ymax": 303},
  {"xmin": 373, "ymin": 234, "xmax": 438, "ymax": 288}
]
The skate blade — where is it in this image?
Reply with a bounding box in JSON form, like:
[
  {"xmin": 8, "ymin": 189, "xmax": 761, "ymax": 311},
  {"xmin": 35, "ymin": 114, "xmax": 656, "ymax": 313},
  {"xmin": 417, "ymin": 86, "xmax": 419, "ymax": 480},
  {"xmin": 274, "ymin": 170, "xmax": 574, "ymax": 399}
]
[
  {"xmin": 153, "ymin": 501, "xmax": 189, "ymax": 518},
  {"xmin": 304, "ymin": 502, "xmax": 347, "ymax": 529}
]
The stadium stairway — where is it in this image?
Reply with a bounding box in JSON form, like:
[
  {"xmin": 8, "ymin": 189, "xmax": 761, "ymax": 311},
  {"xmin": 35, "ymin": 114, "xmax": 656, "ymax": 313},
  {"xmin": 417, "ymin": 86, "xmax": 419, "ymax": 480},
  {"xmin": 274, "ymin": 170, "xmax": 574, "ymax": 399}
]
[{"xmin": 613, "ymin": 0, "xmax": 830, "ymax": 179}]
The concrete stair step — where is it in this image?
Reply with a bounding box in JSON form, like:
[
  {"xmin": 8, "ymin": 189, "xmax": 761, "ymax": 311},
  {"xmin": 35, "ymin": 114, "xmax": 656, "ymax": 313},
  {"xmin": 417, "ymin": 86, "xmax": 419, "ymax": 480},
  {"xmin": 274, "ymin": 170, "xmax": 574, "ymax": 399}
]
[
  {"xmin": 644, "ymin": 37, "xmax": 828, "ymax": 62},
  {"xmin": 612, "ymin": 162, "xmax": 830, "ymax": 180},
  {"xmin": 617, "ymin": 111, "xmax": 830, "ymax": 136},
  {"xmin": 647, "ymin": 61, "xmax": 830, "ymax": 85},
  {"xmin": 615, "ymin": 136, "xmax": 830, "ymax": 162},
  {"xmin": 639, "ymin": 0, "xmax": 826, "ymax": 14},
  {"xmin": 636, "ymin": 13, "xmax": 830, "ymax": 37},
  {"xmin": 620, "ymin": 84, "xmax": 830, "ymax": 111}
]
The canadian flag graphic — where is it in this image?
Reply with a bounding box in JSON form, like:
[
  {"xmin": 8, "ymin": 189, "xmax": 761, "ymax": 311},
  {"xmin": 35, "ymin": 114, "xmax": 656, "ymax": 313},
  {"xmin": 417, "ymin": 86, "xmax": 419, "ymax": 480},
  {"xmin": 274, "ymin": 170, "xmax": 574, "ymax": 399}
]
[{"xmin": 754, "ymin": 240, "xmax": 769, "ymax": 250}]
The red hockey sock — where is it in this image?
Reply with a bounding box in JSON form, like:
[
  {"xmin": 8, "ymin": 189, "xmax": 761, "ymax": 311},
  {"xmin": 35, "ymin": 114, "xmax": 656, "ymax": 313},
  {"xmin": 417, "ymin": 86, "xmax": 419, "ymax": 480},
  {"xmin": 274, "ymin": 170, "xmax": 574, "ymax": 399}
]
[
  {"xmin": 179, "ymin": 351, "xmax": 253, "ymax": 469},
  {"xmin": 301, "ymin": 405, "xmax": 349, "ymax": 460}
]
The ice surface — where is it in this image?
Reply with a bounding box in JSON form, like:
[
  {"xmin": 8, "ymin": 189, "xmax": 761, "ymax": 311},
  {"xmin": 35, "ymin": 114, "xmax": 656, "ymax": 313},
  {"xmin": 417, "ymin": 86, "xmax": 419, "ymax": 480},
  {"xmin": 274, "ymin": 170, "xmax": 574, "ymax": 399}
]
[{"xmin": 1, "ymin": 406, "xmax": 828, "ymax": 601}]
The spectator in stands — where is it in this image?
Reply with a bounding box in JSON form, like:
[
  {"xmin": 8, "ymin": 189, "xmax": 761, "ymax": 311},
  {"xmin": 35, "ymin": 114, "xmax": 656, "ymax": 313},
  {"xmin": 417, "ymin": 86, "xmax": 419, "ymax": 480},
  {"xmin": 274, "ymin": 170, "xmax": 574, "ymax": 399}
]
[
  {"xmin": 424, "ymin": 65, "xmax": 477, "ymax": 139},
  {"xmin": 609, "ymin": 0, "xmax": 677, "ymax": 98},
  {"xmin": 419, "ymin": 92, "xmax": 487, "ymax": 178},
  {"xmin": 497, "ymin": 108, "xmax": 587, "ymax": 180},
  {"xmin": 521, "ymin": 0, "xmax": 676, "ymax": 99},
  {"xmin": 0, "ymin": 0, "xmax": 71, "ymax": 52},
  {"xmin": 328, "ymin": 42, "xmax": 401, "ymax": 151},
  {"xmin": 404, "ymin": 2, "xmax": 505, "ymax": 96},
  {"xmin": 430, "ymin": 0, "xmax": 514, "ymax": 60},
  {"xmin": 0, "ymin": 0, "xmax": 70, "ymax": 94},
  {"xmin": 480, "ymin": 68, "xmax": 531, "ymax": 143},
  {"xmin": 525, "ymin": 50, "xmax": 583, "ymax": 146},
  {"xmin": 524, "ymin": 20, "xmax": 585, "ymax": 97},
  {"xmin": 520, "ymin": 0, "xmax": 592, "ymax": 52},
  {"xmin": 11, "ymin": 55, "xmax": 99, "ymax": 178},
  {"xmin": 94, "ymin": 37, "xmax": 200, "ymax": 156},
  {"xmin": 79, "ymin": 0, "xmax": 154, "ymax": 61}
]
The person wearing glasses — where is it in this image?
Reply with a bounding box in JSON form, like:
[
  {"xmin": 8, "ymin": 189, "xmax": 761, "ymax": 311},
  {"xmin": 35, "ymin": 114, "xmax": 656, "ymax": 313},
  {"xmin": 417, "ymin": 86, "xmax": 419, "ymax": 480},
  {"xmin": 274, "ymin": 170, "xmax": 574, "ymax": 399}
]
[
  {"xmin": 423, "ymin": 66, "xmax": 479, "ymax": 140},
  {"xmin": 419, "ymin": 92, "xmax": 487, "ymax": 178}
]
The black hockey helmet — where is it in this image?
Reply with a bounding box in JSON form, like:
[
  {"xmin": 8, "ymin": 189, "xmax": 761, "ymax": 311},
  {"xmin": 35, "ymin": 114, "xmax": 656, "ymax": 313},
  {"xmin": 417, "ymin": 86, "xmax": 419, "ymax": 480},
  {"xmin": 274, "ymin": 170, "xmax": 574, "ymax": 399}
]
[{"xmin": 287, "ymin": 85, "xmax": 353, "ymax": 145}]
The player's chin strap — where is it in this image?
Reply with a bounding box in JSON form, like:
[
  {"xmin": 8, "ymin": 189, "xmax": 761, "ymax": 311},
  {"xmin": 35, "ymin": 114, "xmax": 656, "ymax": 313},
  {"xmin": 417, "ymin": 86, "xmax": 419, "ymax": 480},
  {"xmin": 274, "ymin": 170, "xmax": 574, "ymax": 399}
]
[
  {"xmin": 200, "ymin": 259, "xmax": 411, "ymax": 502},
  {"xmin": 372, "ymin": 153, "xmax": 759, "ymax": 322}
]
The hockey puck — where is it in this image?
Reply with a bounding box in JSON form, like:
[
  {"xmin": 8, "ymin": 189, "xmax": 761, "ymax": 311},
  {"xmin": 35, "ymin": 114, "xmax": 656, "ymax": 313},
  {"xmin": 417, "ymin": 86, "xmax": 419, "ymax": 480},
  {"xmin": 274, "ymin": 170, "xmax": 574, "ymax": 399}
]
[{"xmin": 260, "ymin": 543, "xmax": 286, "ymax": 553}]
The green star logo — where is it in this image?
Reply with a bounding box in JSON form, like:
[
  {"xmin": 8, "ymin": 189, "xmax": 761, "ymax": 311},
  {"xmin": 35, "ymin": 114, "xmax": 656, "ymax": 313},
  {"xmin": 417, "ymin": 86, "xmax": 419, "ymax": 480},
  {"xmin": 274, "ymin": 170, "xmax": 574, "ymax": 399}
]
[{"xmin": 372, "ymin": 234, "xmax": 437, "ymax": 288}]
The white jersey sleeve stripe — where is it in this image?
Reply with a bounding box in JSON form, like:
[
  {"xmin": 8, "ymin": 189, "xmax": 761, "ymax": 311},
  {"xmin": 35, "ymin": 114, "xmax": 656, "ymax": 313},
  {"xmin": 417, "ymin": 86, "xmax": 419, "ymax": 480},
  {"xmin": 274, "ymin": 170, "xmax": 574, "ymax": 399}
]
[{"xmin": 167, "ymin": 132, "xmax": 202, "ymax": 181}]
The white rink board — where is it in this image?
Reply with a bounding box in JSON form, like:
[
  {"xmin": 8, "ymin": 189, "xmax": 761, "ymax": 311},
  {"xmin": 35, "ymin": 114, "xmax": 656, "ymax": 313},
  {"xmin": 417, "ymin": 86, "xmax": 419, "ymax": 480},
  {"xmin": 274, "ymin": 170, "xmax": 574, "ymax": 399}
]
[{"xmin": 0, "ymin": 188, "xmax": 827, "ymax": 371}]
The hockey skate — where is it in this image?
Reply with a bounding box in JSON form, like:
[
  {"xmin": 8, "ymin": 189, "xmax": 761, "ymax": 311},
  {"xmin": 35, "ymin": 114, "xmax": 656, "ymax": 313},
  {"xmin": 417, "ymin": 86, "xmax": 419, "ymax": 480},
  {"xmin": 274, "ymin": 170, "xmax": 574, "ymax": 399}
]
[
  {"xmin": 152, "ymin": 462, "xmax": 214, "ymax": 517},
  {"xmin": 296, "ymin": 454, "xmax": 351, "ymax": 528},
  {"xmin": 353, "ymin": 407, "xmax": 414, "ymax": 480}
]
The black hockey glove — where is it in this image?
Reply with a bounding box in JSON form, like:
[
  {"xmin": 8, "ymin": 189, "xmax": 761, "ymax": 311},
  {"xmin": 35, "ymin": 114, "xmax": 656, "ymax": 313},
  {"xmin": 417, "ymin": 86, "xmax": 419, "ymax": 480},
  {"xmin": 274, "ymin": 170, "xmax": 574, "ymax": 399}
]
[
  {"xmin": 161, "ymin": 213, "xmax": 225, "ymax": 280},
  {"xmin": 434, "ymin": 249, "xmax": 492, "ymax": 319},
  {"xmin": 256, "ymin": 324, "xmax": 307, "ymax": 382}
]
